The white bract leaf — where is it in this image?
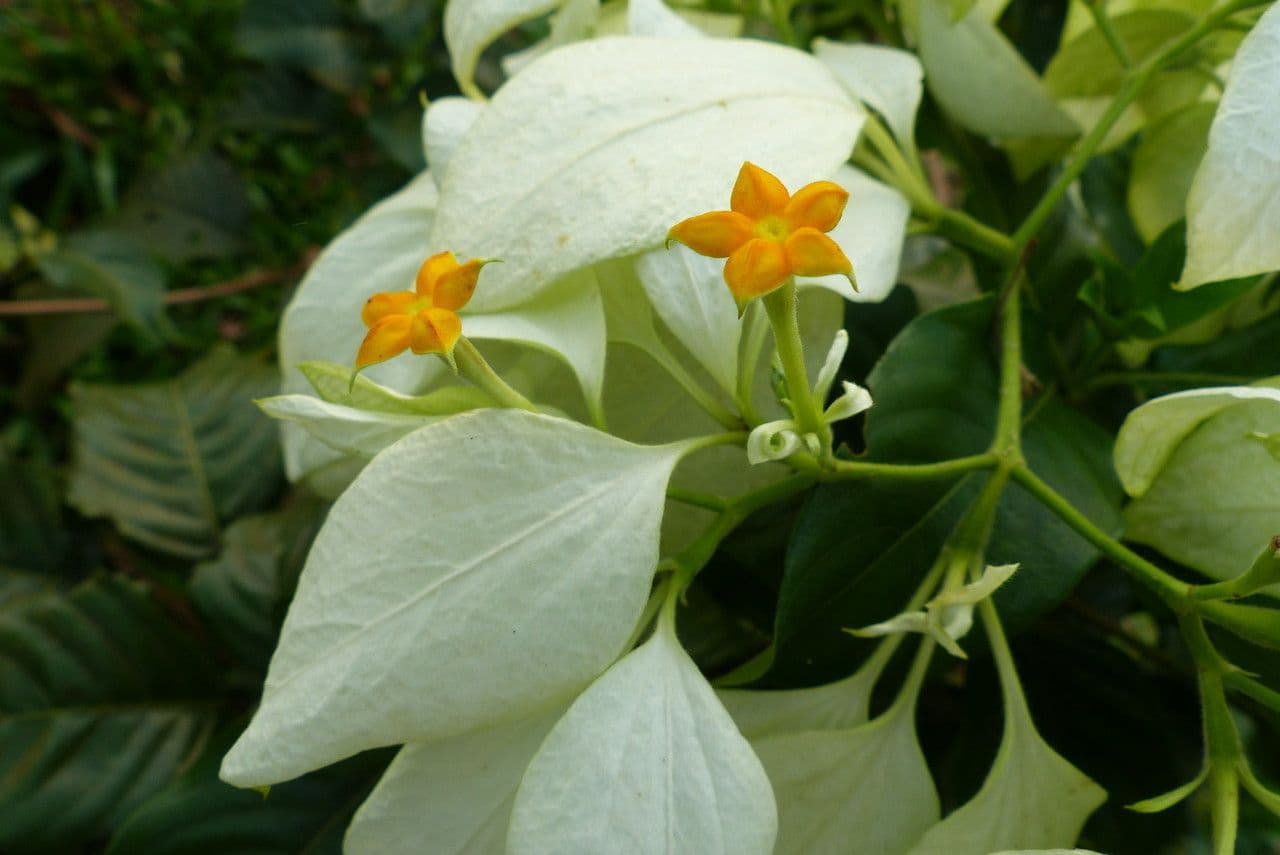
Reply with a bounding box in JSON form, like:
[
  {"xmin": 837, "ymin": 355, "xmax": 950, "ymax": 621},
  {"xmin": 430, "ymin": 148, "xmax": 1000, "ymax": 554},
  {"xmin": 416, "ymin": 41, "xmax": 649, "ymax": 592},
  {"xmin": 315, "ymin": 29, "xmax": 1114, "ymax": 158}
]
[
  {"xmin": 752, "ymin": 688, "xmax": 939, "ymax": 855},
  {"xmin": 814, "ymin": 329, "xmax": 849, "ymax": 405},
  {"xmin": 423, "ymin": 97, "xmax": 483, "ymax": 186},
  {"xmin": 813, "ymin": 38, "xmax": 924, "ymax": 149},
  {"xmin": 628, "ymin": 0, "xmax": 702, "ymax": 37},
  {"xmin": 1181, "ymin": 1, "xmax": 1280, "ymax": 288},
  {"xmin": 220, "ymin": 410, "xmax": 686, "ymax": 786},
  {"xmin": 345, "ymin": 708, "xmax": 564, "ymax": 855},
  {"xmin": 718, "ymin": 643, "xmax": 893, "ymax": 739},
  {"xmin": 257, "ymin": 395, "xmax": 438, "ymax": 459},
  {"xmin": 432, "ymin": 36, "xmax": 865, "ymax": 311},
  {"xmin": 906, "ymin": 686, "xmax": 1105, "ymax": 855},
  {"xmin": 500, "ymin": 0, "xmax": 601, "ymax": 78},
  {"xmin": 507, "ymin": 616, "xmax": 777, "ymax": 855},
  {"xmin": 918, "ymin": 0, "xmax": 1079, "ymax": 139},
  {"xmin": 798, "ymin": 166, "xmax": 910, "ymax": 303},
  {"xmin": 1113, "ymin": 385, "xmax": 1280, "ymax": 497},
  {"xmin": 1122, "ymin": 386, "xmax": 1280, "ymax": 583},
  {"xmin": 635, "ymin": 246, "xmax": 741, "ymax": 396},
  {"xmin": 444, "ymin": 0, "xmax": 563, "ymax": 99}
]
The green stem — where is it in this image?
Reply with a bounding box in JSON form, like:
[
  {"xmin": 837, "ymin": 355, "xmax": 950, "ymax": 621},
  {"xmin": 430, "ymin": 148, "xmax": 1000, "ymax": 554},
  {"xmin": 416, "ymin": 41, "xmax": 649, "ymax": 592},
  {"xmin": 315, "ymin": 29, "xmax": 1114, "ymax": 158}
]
[
  {"xmin": 992, "ymin": 279, "xmax": 1026, "ymax": 461},
  {"xmin": 665, "ymin": 473, "xmax": 815, "ymax": 594},
  {"xmin": 763, "ymin": 281, "xmax": 831, "ymax": 454},
  {"xmin": 1089, "ymin": 0, "xmax": 1133, "ymax": 67},
  {"xmin": 1223, "ymin": 670, "xmax": 1280, "ymax": 713},
  {"xmin": 736, "ymin": 301, "xmax": 769, "ymax": 426},
  {"xmin": 679, "ymin": 430, "xmax": 749, "ymax": 456},
  {"xmin": 650, "ymin": 347, "xmax": 743, "ymax": 430},
  {"xmin": 805, "ymin": 452, "xmax": 998, "ymax": 482},
  {"xmin": 1011, "ymin": 464, "xmax": 1191, "ymax": 604},
  {"xmin": 452, "ymin": 337, "xmax": 538, "ymax": 412},
  {"xmin": 1012, "ymin": 0, "xmax": 1266, "ymax": 249},
  {"xmin": 861, "ymin": 114, "xmax": 1015, "ymax": 263},
  {"xmin": 1181, "ymin": 614, "xmax": 1243, "ymax": 855},
  {"xmin": 664, "ymin": 486, "xmax": 728, "ymax": 512}
]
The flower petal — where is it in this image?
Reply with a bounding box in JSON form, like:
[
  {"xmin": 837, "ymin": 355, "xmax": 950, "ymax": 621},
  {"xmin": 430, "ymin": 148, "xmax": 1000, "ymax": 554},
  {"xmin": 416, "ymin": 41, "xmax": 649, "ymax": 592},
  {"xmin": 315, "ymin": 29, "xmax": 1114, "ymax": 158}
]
[
  {"xmin": 356, "ymin": 315, "xmax": 413, "ymax": 368},
  {"xmin": 415, "ymin": 250, "xmax": 459, "ymax": 299},
  {"xmin": 723, "ymin": 238, "xmax": 791, "ymax": 303},
  {"xmin": 410, "ymin": 308, "xmax": 463, "ymax": 355},
  {"xmin": 730, "ymin": 162, "xmax": 790, "ymax": 219},
  {"xmin": 360, "ymin": 290, "xmax": 416, "ymax": 327},
  {"xmin": 783, "ymin": 180, "xmax": 849, "ymax": 233},
  {"xmin": 784, "ymin": 227, "xmax": 854, "ymax": 279},
  {"xmin": 433, "ymin": 259, "xmax": 484, "ymax": 311},
  {"xmin": 667, "ymin": 211, "xmax": 754, "ymax": 258}
]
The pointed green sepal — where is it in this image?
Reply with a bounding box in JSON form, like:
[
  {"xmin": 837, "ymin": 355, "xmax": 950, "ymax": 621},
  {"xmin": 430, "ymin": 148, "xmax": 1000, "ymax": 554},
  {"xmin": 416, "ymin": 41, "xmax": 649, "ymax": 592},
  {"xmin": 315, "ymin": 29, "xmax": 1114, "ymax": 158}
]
[{"xmin": 1127, "ymin": 766, "xmax": 1207, "ymax": 813}]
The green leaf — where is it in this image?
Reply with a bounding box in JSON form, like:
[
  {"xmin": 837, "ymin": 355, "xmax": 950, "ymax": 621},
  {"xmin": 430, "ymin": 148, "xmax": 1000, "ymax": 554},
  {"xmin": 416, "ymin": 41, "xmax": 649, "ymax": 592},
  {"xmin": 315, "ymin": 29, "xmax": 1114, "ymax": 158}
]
[
  {"xmin": 105, "ymin": 152, "xmax": 251, "ymax": 263},
  {"xmin": 1043, "ymin": 10, "xmax": 1195, "ymax": 100},
  {"xmin": 767, "ymin": 299, "xmax": 1123, "ymax": 684},
  {"xmin": 300, "ymin": 361, "xmax": 498, "ymax": 415},
  {"xmin": 35, "ymin": 229, "xmax": 171, "ymax": 342},
  {"xmin": 67, "ymin": 347, "xmax": 282, "ymax": 559},
  {"xmin": 1078, "ymin": 223, "xmax": 1255, "ymax": 341},
  {"xmin": 0, "ymin": 575, "xmax": 219, "ymax": 852},
  {"xmin": 0, "ymin": 453, "xmax": 67, "ymax": 574},
  {"xmin": 189, "ymin": 501, "xmax": 327, "ymax": 671},
  {"xmin": 1128, "ymin": 103, "xmax": 1214, "ymax": 243},
  {"xmin": 237, "ymin": 0, "xmax": 360, "ymax": 92},
  {"xmin": 109, "ymin": 725, "xmax": 391, "ymax": 855},
  {"xmin": 917, "ymin": 0, "xmax": 1078, "ymax": 139}
]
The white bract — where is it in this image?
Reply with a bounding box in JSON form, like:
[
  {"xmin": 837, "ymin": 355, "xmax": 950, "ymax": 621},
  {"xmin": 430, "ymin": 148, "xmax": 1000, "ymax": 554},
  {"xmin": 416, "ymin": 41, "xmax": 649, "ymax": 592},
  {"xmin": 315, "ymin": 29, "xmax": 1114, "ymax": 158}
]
[
  {"xmin": 507, "ymin": 611, "xmax": 777, "ymax": 855},
  {"xmin": 850, "ymin": 564, "xmax": 1019, "ymax": 659},
  {"xmin": 1116, "ymin": 383, "xmax": 1280, "ymax": 582},
  {"xmin": 1181, "ymin": 0, "xmax": 1280, "ymax": 287},
  {"xmin": 344, "ymin": 707, "xmax": 564, "ymax": 854},
  {"xmin": 906, "ymin": 659, "xmax": 1106, "ymax": 854},
  {"xmin": 814, "ymin": 38, "xmax": 924, "ymax": 150},
  {"xmin": 431, "ymin": 36, "xmax": 866, "ymax": 311},
  {"xmin": 221, "ymin": 409, "xmax": 687, "ymax": 786},
  {"xmin": 444, "ymin": 0, "xmax": 564, "ymax": 98}
]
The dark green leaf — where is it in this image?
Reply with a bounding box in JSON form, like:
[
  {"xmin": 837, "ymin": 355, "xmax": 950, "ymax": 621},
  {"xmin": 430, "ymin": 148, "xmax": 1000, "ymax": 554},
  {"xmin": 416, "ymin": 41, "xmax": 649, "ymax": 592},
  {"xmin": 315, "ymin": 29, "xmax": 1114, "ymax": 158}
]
[
  {"xmin": 0, "ymin": 452, "xmax": 67, "ymax": 574},
  {"xmin": 105, "ymin": 152, "xmax": 251, "ymax": 263},
  {"xmin": 190, "ymin": 499, "xmax": 327, "ymax": 670},
  {"xmin": 67, "ymin": 347, "xmax": 282, "ymax": 559},
  {"xmin": 108, "ymin": 725, "xmax": 391, "ymax": 855},
  {"xmin": 237, "ymin": 0, "xmax": 361, "ymax": 93},
  {"xmin": 765, "ymin": 299, "xmax": 1123, "ymax": 684},
  {"xmin": 0, "ymin": 575, "xmax": 219, "ymax": 852},
  {"xmin": 35, "ymin": 229, "xmax": 172, "ymax": 342}
]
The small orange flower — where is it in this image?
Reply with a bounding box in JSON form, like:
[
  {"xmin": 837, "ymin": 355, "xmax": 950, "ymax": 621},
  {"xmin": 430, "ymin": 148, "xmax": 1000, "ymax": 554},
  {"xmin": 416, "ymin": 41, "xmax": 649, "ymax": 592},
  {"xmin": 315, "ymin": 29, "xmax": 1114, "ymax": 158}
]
[
  {"xmin": 668, "ymin": 162, "xmax": 855, "ymax": 312},
  {"xmin": 354, "ymin": 251, "xmax": 489, "ymax": 370}
]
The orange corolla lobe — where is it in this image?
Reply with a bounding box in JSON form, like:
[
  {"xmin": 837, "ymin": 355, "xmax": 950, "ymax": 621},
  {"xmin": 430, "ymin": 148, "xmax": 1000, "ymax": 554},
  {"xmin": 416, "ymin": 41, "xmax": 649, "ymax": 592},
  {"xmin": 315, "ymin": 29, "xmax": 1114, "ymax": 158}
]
[
  {"xmin": 668, "ymin": 162, "xmax": 855, "ymax": 310},
  {"xmin": 355, "ymin": 251, "xmax": 488, "ymax": 370}
]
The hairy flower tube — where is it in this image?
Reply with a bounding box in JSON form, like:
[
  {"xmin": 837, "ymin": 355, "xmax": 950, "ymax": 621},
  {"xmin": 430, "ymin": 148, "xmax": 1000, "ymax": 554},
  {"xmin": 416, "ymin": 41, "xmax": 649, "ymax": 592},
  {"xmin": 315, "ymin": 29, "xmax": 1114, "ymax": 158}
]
[
  {"xmin": 667, "ymin": 161, "xmax": 855, "ymax": 311},
  {"xmin": 354, "ymin": 251, "xmax": 489, "ymax": 370}
]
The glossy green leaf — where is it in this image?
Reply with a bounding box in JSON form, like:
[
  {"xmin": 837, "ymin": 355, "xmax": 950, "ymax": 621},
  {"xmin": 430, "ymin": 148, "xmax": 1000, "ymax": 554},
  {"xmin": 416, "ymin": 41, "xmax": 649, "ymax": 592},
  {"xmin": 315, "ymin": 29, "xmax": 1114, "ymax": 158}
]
[
  {"xmin": 918, "ymin": 0, "xmax": 1078, "ymax": 139},
  {"xmin": 1128, "ymin": 103, "xmax": 1214, "ymax": 243},
  {"xmin": 109, "ymin": 727, "xmax": 390, "ymax": 855},
  {"xmin": 67, "ymin": 347, "xmax": 281, "ymax": 559},
  {"xmin": 768, "ymin": 300, "xmax": 1123, "ymax": 684},
  {"xmin": 189, "ymin": 502, "xmax": 327, "ymax": 670},
  {"xmin": 35, "ymin": 230, "xmax": 171, "ymax": 342},
  {"xmin": 0, "ymin": 576, "xmax": 219, "ymax": 852}
]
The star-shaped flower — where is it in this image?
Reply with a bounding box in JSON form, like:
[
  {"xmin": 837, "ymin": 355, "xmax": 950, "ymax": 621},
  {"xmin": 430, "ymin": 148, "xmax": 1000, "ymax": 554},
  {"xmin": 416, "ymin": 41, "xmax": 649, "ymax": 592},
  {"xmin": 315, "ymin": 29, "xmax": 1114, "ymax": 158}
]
[
  {"xmin": 355, "ymin": 251, "xmax": 490, "ymax": 370},
  {"xmin": 668, "ymin": 161, "xmax": 855, "ymax": 312}
]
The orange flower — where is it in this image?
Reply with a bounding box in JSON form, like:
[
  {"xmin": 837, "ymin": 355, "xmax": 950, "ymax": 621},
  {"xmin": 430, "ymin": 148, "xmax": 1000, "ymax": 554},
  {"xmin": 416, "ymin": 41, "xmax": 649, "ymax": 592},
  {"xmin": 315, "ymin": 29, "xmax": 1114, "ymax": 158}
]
[
  {"xmin": 355, "ymin": 251, "xmax": 489, "ymax": 370},
  {"xmin": 668, "ymin": 162, "xmax": 855, "ymax": 312}
]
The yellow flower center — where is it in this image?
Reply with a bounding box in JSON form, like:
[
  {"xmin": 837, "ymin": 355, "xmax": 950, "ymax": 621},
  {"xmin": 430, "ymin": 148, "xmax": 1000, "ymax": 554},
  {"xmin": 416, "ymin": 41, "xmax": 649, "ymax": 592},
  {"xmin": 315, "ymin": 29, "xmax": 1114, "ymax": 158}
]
[{"xmin": 754, "ymin": 215, "xmax": 790, "ymax": 242}]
